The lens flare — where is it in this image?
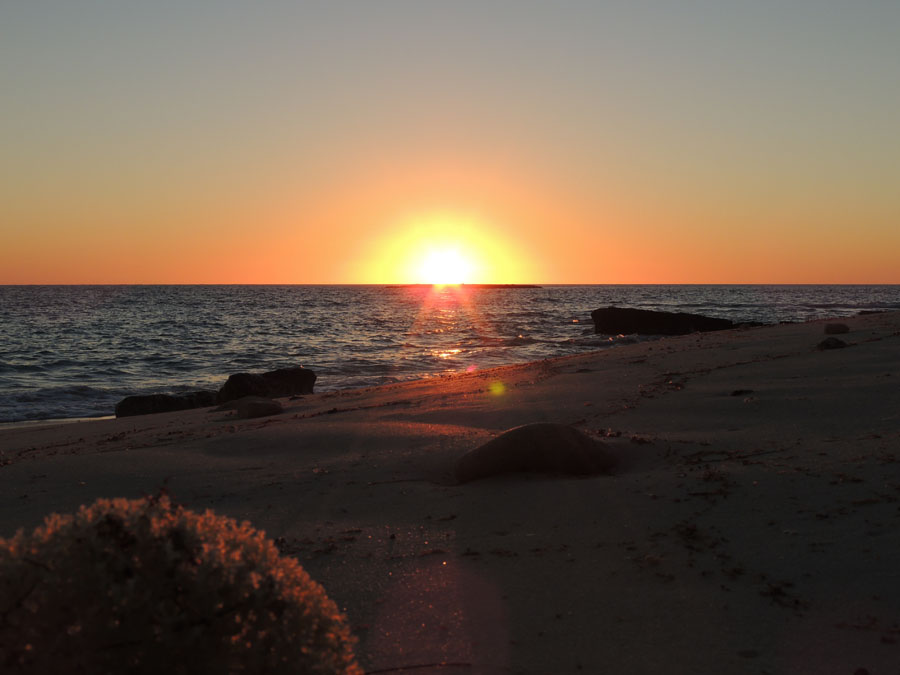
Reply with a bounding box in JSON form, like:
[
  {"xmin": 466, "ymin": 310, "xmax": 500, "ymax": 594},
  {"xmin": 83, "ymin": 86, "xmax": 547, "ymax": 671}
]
[{"xmin": 489, "ymin": 381, "xmax": 506, "ymax": 396}]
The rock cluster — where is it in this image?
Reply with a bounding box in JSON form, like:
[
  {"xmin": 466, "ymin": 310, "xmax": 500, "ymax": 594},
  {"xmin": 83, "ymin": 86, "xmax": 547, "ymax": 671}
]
[{"xmin": 115, "ymin": 366, "xmax": 316, "ymax": 417}]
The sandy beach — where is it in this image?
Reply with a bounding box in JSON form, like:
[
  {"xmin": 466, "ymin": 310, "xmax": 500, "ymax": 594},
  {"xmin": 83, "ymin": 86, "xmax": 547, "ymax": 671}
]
[{"xmin": 2, "ymin": 312, "xmax": 899, "ymax": 674}]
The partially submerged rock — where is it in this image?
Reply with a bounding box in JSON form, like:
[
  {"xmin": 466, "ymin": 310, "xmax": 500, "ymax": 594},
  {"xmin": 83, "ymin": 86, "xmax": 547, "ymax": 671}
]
[
  {"xmin": 454, "ymin": 423, "xmax": 617, "ymax": 484},
  {"xmin": 591, "ymin": 307, "xmax": 734, "ymax": 336},
  {"xmin": 115, "ymin": 391, "xmax": 217, "ymax": 418},
  {"xmin": 217, "ymin": 367, "xmax": 316, "ymax": 404}
]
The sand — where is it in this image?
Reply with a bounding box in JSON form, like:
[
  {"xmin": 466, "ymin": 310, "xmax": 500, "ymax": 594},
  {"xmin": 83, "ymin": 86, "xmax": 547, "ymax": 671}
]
[{"xmin": 2, "ymin": 312, "xmax": 899, "ymax": 674}]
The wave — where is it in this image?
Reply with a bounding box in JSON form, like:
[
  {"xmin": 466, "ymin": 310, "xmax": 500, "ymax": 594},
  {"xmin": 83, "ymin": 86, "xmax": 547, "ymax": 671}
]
[
  {"xmin": 800, "ymin": 302, "xmax": 900, "ymax": 309},
  {"xmin": 0, "ymin": 362, "xmax": 46, "ymax": 374},
  {"xmin": 501, "ymin": 336, "xmax": 538, "ymax": 346},
  {"xmin": 0, "ymin": 384, "xmax": 119, "ymax": 422}
]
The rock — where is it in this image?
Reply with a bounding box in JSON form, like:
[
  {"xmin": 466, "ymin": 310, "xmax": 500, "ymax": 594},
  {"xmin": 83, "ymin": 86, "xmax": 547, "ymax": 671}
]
[
  {"xmin": 824, "ymin": 323, "xmax": 850, "ymax": 335},
  {"xmin": 454, "ymin": 423, "xmax": 617, "ymax": 484},
  {"xmin": 591, "ymin": 307, "xmax": 734, "ymax": 336},
  {"xmin": 817, "ymin": 337, "xmax": 848, "ymax": 350},
  {"xmin": 217, "ymin": 367, "xmax": 316, "ymax": 404},
  {"xmin": 115, "ymin": 391, "xmax": 217, "ymax": 418},
  {"xmin": 234, "ymin": 396, "xmax": 284, "ymax": 419},
  {"xmin": 216, "ymin": 396, "xmax": 284, "ymax": 418}
]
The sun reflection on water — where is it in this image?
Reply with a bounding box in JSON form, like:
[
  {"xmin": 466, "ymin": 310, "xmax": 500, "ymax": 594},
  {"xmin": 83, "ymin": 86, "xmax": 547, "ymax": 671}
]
[{"xmin": 404, "ymin": 283, "xmax": 500, "ymax": 377}]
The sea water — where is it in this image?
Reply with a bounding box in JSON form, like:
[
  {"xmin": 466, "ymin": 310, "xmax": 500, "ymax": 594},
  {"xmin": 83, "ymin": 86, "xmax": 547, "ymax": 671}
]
[{"xmin": 1, "ymin": 284, "xmax": 898, "ymax": 423}]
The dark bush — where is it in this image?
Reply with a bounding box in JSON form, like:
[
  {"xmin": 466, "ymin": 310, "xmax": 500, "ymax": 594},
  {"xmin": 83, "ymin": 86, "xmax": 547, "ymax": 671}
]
[{"xmin": 0, "ymin": 495, "xmax": 361, "ymax": 674}]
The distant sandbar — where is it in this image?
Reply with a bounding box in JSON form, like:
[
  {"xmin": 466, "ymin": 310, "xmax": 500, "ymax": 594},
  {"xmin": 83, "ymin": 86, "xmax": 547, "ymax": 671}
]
[{"xmin": 386, "ymin": 283, "xmax": 542, "ymax": 289}]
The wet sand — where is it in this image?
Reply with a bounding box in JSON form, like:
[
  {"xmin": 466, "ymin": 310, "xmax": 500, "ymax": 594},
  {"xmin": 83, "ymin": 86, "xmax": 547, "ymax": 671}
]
[{"xmin": 2, "ymin": 312, "xmax": 899, "ymax": 674}]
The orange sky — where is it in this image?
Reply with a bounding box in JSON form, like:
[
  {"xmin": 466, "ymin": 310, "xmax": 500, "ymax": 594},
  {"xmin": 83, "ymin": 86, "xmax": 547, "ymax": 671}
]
[{"xmin": 2, "ymin": 3, "xmax": 898, "ymax": 284}]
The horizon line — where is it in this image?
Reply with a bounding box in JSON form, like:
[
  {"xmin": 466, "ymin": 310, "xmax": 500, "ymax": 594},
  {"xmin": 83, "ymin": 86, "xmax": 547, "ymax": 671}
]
[{"xmin": 2, "ymin": 282, "xmax": 898, "ymax": 287}]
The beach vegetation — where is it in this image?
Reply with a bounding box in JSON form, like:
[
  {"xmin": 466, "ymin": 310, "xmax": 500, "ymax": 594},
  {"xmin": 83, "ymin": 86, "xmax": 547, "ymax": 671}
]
[{"xmin": 0, "ymin": 494, "xmax": 361, "ymax": 674}]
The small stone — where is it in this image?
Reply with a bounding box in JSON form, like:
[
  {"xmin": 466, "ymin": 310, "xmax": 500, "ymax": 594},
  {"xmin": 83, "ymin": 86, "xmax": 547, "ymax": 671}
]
[
  {"xmin": 817, "ymin": 337, "xmax": 848, "ymax": 350},
  {"xmin": 824, "ymin": 323, "xmax": 850, "ymax": 335}
]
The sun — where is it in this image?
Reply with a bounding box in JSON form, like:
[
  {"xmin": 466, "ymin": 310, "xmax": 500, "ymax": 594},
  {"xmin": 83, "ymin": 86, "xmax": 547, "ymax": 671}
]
[
  {"xmin": 363, "ymin": 211, "xmax": 535, "ymax": 284},
  {"xmin": 418, "ymin": 248, "xmax": 473, "ymax": 285}
]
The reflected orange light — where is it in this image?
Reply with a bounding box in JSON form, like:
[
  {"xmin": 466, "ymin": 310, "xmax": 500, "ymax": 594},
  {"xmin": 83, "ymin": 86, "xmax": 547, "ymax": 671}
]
[{"xmin": 407, "ymin": 282, "xmax": 493, "ymax": 336}]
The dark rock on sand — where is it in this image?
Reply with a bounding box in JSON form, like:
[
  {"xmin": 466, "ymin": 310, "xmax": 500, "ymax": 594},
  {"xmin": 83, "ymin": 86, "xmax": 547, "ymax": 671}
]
[
  {"xmin": 817, "ymin": 337, "xmax": 848, "ymax": 350},
  {"xmin": 454, "ymin": 423, "xmax": 617, "ymax": 484},
  {"xmin": 237, "ymin": 397, "xmax": 284, "ymax": 419},
  {"xmin": 115, "ymin": 391, "xmax": 217, "ymax": 418},
  {"xmin": 216, "ymin": 396, "xmax": 284, "ymax": 419},
  {"xmin": 217, "ymin": 367, "xmax": 316, "ymax": 404},
  {"xmin": 591, "ymin": 307, "xmax": 734, "ymax": 336},
  {"xmin": 824, "ymin": 323, "xmax": 850, "ymax": 335}
]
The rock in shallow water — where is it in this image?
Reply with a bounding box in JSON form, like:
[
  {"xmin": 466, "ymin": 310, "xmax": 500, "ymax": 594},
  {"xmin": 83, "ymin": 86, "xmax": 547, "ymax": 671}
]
[
  {"xmin": 217, "ymin": 367, "xmax": 316, "ymax": 404},
  {"xmin": 591, "ymin": 306, "xmax": 734, "ymax": 336},
  {"xmin": 454, "ymin": 423, "xmax": 617, "ymax": 484}
]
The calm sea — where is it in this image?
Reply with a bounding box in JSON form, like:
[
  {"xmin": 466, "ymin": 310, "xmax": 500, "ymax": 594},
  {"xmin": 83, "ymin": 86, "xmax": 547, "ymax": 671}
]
[{"xmin": 1, "ymin": 285, "xmax": 898, "ymax": 424}]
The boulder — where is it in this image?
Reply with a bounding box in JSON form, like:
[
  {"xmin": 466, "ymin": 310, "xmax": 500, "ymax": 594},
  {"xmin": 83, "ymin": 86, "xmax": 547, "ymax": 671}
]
[
  {"xmin": 817, "ymin": 337, "xmax": 848, "ymax": 350},
  {"xmin": 217, "ymin": 367, "xmax": 316, "ymax": 404},
  {"xmin": 115, "ymin": 390, "xmax": 217, "ymax": 418},
  {"xmin": 454, "ymin": 423, "xmax": 617, "ymax": 484},
  {"xmin": 824, "ymin": 323, "xmax": 850, "ymax": 335},
  {"xmin": 591, "ymin": 307, "xmax": 734, "ymax": 336}
]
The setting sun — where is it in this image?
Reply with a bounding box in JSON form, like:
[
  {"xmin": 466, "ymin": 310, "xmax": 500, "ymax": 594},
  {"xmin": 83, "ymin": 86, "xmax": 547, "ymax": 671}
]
[
  {"xmin": 418, "ymin": 248, "xmax": 473, "ymax": 285},
  {"xmin": 363, "ymin": 211, "xmax": 539, "ymax": 284}
]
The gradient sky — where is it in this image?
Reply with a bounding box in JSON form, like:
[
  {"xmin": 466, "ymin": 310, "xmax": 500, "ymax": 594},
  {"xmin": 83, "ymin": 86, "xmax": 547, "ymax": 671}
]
[{"xmin": 2, "ymin": 1, "xmax": 898, "ymax": 283}]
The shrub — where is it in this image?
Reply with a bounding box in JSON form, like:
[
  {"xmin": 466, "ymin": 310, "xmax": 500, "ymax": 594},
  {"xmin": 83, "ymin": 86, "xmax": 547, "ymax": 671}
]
[{"xmin": 0, "ymin": 495, "xmax": 362, "ymax": 674}]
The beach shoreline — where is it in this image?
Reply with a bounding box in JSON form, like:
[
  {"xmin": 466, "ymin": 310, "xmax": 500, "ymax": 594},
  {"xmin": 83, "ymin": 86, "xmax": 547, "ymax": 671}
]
[
  {"xmin": 4, "ymin": 284, "xmax": 898, "ymax": 425},
  {"xmin": 2, "ymin": 311, "xmax": 899, "ymax": 673}
]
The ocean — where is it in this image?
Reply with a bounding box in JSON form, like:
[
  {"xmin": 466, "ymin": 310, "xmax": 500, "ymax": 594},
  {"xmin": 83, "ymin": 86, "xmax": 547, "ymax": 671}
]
[{"xmin": 1, "ymin": 284, "xmax": 898, "ymax": 424}]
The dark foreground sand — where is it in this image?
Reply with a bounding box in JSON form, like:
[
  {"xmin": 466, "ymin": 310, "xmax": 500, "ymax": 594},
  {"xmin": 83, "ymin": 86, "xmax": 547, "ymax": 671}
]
[{"xmin": 2, "ymin": 313, "xmax": 899, "ymax": 674}]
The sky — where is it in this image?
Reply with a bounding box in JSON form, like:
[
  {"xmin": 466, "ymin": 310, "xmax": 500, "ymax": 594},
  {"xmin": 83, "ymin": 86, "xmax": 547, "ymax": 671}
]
[{"xmin": 2, "ymin": 1, "xmax": 898, "ymax": 284}]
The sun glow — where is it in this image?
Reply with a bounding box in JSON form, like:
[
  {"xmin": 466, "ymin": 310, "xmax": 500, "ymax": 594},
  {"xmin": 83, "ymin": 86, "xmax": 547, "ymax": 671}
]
[
  {"xmin": 418, "ymin": 248, "xmax": 473, "ymax": 285},
  {"xmin": 365, "ymin": 212, "xmax": 533, "ymax": 284}
]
